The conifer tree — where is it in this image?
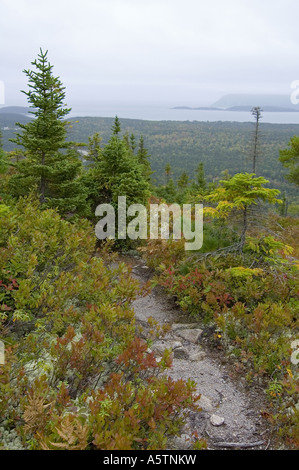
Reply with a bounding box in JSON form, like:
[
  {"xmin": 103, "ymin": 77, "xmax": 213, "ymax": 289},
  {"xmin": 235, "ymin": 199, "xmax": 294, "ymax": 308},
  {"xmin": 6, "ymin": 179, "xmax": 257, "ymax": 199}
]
[
  {"xmin": 279, "ymin": 136, "xmax": 299, "ymax": 186},
  {"xmin": 111, "ymin": 115, "xmax": 121, "ymax": 136},
  {"xmin": 165, "ymin": 178, "xmax": 177, "ymax": 201},
  {"xmin": 9, "ymin": 49, "xmax": 86, "ymax": 215},
  {"xmin": 101, "ymin": 135, "xmax": 130, "ymax": 177},
  {"xmin": 86, "ymin": 132, "xmax": 102, "ymax": 165},
  {"xmin": 195, "ymin": 162, "xmax": 207, "ymax": 191},
  {"xmin": 101, "ymin": 133, "xmax": 149, "ymax": 207},
  {"xmin": 137, "ymin": 135, "xmax": 152, "ymax": 181},
  {"xmin": 177, "ymin": 171, "xmax": 189, "ymax": 191},
  {"xmin": 84, "ymin": 119, "xmax": 150, "ymax": 224},
  {"xmin": 122, "ymin": 131, "xmax": 131, "ymax": 153},
  {"xmin": 165, "ymin": 163, "xmax": 172, "ymax": 184},
  {"xmin": 130, "ymin": 133, "xmax": 137, "ymax": 154},
  {"xmin": 95, "ymin": 122, "xmax": 150, "ymax": 246},
  {"xmin": 79, "ymin": 132, "xmax": 106, "ymax": 217}
]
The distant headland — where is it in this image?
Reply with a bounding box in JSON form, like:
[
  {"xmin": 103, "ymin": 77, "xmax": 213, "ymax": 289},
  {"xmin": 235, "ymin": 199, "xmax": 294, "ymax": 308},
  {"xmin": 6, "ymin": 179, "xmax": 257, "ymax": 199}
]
[{"xmin": 173, "ymin": 94, "xmax": 299, "ymax": 113}]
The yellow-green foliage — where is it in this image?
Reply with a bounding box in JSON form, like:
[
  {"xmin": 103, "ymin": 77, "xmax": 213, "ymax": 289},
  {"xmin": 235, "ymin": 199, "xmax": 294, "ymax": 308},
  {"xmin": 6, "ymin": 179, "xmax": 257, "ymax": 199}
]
[{"xmin": 204, "ymin": 173, "xmax": 282, "ymax": 219}]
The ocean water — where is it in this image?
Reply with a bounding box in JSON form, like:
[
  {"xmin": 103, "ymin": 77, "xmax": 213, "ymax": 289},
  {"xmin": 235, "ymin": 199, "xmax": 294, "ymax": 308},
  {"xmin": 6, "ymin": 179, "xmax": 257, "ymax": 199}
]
[{"xmin": 68, "ymin": 101, "xmax": 299, "ymax": 124}]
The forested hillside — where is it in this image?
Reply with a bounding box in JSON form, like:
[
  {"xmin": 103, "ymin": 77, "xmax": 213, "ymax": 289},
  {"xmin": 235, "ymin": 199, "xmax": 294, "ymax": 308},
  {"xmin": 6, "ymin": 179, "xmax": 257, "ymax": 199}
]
[
  {"xmin": 2, "ymin": 113, "xmax": 299, "ymax": 202},
  {"xmin": 69, "ymin": 119, "xmax": 298, "ymax": 187},
  {"xmin": 70, "ymin": 118, "xmax": 299, "ymax": 205}
]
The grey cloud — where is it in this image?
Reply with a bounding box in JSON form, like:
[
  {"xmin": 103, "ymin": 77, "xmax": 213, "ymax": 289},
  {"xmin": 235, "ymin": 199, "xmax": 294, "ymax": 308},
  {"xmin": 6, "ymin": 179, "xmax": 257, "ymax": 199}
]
[{"xmin": 1, "ymin": 0, "xmax": 299, "ymax": 107}]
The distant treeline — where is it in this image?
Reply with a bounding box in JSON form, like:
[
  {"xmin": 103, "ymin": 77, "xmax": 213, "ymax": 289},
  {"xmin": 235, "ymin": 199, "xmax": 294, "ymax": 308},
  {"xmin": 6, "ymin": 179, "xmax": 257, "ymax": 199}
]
[{"xmin": 2, "ymin": 114, "xmax": 299, "ymax": 200}]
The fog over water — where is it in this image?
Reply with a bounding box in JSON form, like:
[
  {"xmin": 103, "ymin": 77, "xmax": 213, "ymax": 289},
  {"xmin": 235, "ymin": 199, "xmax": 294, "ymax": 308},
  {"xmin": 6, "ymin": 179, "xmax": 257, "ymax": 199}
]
[{"xmin": 68, "ymin": 101, "xmax": 299, "ymax": 124}]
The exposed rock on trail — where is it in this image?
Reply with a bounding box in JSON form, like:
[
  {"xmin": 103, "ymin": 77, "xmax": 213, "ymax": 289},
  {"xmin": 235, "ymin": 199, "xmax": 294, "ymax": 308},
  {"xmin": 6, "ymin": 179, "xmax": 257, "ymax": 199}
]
[{"xmin": 123, "ymin": 256, "xmax": 277, "ymax": 450}]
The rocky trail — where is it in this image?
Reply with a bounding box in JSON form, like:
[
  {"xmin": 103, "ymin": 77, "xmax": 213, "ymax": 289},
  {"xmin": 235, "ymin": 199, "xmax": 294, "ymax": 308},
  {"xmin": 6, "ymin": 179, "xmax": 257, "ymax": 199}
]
[{"xmin": 121, "ymin": 255, "xmax": 280, "ymax": 451}]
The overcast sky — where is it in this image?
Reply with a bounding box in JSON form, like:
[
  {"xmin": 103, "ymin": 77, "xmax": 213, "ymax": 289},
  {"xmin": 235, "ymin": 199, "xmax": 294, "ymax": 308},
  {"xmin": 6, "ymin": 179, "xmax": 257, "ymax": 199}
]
[{"xmin": 1, "ymin": 0, "xmax": 299, "ymax": 108}]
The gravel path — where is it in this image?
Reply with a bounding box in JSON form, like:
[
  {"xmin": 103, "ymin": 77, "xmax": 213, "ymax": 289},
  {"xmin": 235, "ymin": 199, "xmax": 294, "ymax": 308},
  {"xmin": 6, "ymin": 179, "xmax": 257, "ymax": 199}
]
[{"xmin": 121, "ymin": 256, "xmax": 277, "ymax": 450}]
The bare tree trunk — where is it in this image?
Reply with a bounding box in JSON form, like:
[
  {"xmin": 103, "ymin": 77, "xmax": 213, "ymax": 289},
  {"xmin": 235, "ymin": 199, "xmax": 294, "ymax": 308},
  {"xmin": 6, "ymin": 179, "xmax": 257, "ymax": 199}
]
[
  {"xmin": 251, "ymin": 107, "xmax": 262, "ymax": 174},
  {"xmin": 253, "ymin": 128, "xmax": 258, "ymax": 174}
]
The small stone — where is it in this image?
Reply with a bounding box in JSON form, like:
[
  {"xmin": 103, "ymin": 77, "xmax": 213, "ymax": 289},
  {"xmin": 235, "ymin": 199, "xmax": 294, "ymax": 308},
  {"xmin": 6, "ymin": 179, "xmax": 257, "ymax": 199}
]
[
  {"xmin": 171, "ymin": 433, "xmax": 190, "ymax": 450},
  {"xmin": 210, "ymin": 414, "xmax": 225, "ymax": 426},
  {"xmin": 173, "ymin": 347, "xmax": 190, "ymax": 360},
  {"xmin": 198, "ymin": 395, "xmax": 213, "ymax": 412}
]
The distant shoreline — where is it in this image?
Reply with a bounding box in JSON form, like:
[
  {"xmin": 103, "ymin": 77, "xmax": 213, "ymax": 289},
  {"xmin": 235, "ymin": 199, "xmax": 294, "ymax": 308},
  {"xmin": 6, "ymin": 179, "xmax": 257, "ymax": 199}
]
[
  {"xmin": 172, "ymin": 105, "xmax": 299, "ymax": 113},
  {"xmin": 2, "ymin": 104, "xmax": 299, "ymax": 125}
]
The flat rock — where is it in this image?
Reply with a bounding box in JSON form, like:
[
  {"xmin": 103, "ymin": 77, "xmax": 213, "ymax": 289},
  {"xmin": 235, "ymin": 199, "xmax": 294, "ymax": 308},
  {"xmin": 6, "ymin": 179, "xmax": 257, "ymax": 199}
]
[
  {"xmin": 176, "ymin": 328, "xmax": 203, "ymax": 344},
  {"xmin": 172, "ymin": 323, "xmax": 201, "ymax": 331}
]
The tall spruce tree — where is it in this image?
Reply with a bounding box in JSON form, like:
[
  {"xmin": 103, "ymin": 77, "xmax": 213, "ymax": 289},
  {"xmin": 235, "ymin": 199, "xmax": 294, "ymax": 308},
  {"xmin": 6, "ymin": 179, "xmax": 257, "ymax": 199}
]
[
  {"xmin": 9, "ymin": 49, "xmax": 86, "ymax": 215},
  {"xmin": 101, "ymin": 132, "xmax": 149, "ymax": 207},
  {"xmin": 79, "ymin": 132, "xmax": 107, "ymax": 217},
  {"xmin": 111, "ymin": 115, "xmax": 121, "ymax": 136},
  {"xmin": 96, "ymin": 119, "xmax": 150, "ymax": 247},
  {"xmin": 83, "ymin": 117, "xmax": 150, "ymax": 222}
]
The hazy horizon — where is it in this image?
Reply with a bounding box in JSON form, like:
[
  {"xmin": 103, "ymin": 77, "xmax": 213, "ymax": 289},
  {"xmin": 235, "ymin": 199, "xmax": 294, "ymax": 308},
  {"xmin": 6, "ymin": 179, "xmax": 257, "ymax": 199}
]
[{"xmin": 1, "ymin": 0, "xmax": 299, "ymax": 110}]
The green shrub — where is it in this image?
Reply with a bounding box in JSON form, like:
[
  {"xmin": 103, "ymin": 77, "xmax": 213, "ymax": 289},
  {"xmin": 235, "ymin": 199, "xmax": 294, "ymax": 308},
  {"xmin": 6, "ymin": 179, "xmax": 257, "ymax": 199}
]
[{"xmin": 0, "ymin": 197, "xmax": 199, "ymax": 450}]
